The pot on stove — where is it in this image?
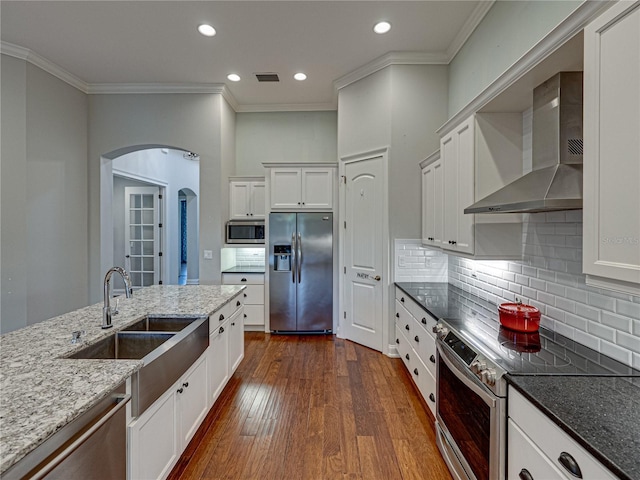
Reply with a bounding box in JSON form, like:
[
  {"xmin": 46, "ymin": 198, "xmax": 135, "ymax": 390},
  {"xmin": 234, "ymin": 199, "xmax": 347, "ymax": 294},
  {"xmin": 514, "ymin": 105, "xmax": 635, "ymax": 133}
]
[{"xmin": 498, "ymin": 301, "xmax": 541, "ymax": 332}]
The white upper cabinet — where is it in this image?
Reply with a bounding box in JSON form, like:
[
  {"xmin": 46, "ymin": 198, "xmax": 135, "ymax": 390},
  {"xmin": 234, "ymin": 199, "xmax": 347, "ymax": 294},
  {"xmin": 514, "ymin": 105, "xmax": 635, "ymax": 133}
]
[
  {"xmin": 266, "ymin": 163, "xmax": 336, "ymax": 210},
  {"xmin": 229, "ymin": 177, "xmax": 266, "ymax": 219},
  {"xmin": 437, "ymin": 114, "xmax": 522, "ymax": 259},
  {"xmin": 420, "ymin": 151, "xmax": 443, "ymax": 248},
  {"xmin": 583, "ymin": 1, "xmax": 640, "ymax": 295}
]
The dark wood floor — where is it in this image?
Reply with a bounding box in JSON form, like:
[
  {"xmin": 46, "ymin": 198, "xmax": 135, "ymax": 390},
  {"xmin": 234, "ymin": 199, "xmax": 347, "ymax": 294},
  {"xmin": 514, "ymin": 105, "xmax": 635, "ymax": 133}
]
[{"xmin": 168, "ymin": 332, "xmax": 452, "ymax": 480}]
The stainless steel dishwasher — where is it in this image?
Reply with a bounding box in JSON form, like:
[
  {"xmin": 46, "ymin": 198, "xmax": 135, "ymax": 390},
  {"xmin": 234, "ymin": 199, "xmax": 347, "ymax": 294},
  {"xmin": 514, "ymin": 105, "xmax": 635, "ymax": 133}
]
[{"xmin": 3, "ymin": 382, "xmax": 130, "ymax": 480}]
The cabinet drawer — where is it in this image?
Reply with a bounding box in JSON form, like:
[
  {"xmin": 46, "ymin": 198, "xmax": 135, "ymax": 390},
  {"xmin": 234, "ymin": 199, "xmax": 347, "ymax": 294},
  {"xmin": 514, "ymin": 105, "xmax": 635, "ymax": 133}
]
[
  {"xmin": 396, "ymin": 325, "xmax": 412, "ymax": 371},
  {"xmin": 412, "ymin": 317, "xmax": 437, "ymax": 377},
  {"xmin": 240, "ymin": 284, "xmax": 264, "ymax": 305},
  {"xmin": 243, "ymin": 305, "xmax": 264, "ymax": 326},
  {"xmin": 221, "ymin": 273, "xmax": 264, "ymax": 285},
  {"xmin": 408, "ymin": 355, "xmax": 436, "ymax": 418},
  {"xmin": 509, "ymin": 388, "xmax": 617, "ymax": 480},
  {"xmin": 395, "ymin": 300, "xmax": 412, "ymax": 336},
  {"xmin": 211, "ymin": 298, "xmax": 242, "ymax": 333},
  {"xmin": 508, "ymin": 419, "xmax": 565, "ymax": 480}
]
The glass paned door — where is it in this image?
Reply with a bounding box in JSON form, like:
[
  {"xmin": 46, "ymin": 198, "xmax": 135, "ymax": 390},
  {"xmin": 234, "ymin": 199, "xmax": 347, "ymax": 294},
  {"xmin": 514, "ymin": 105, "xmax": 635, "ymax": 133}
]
[{"xmin": 125, "ymin": 186, "xmax": 161, "ymax": 288}]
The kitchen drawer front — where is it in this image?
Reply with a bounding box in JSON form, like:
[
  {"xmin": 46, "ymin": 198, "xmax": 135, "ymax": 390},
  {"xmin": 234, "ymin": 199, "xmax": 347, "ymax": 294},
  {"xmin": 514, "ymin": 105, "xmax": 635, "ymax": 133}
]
[
  {"xmin": 240, "ymin": 284, "xmax": 264, "ymax": 305},
  {"xmin": 396, "ymin": 325, "xmax": 412, "ymax": 371},
  {"xmin": 508, "ymin": 419, "xmax": 565, "ymax": 480},
  {"xmin": 243, "ymin": 305, "xmax": 264, "ymax": 326},
  {"xmin": 411, "ymin": 317, "xmax": 436, "ymax": 378},
  {"xmin": 395, "ymin": 287, "xmax": 409, "ymax": 304},
  {"xmin": 509, "ymin": 388, "xmax": 616, "ymax": 480},
  {"xmin": 409, "ymin": 355, "xmax": 436, "ymax": 418},
  {"xmin": 211, "ymin": 298, "xmax": 242, "ymax": 333},
  {"xmin": 395, "ymin": 288, "xmax": 438, "ymax": 339},
  {"xmin": 395, "ymin": 300, "xmax": 412, "ymax": 337},
  {"xmin": 222, "ymin": 273, "xmax": 264, "ymax": 285}
]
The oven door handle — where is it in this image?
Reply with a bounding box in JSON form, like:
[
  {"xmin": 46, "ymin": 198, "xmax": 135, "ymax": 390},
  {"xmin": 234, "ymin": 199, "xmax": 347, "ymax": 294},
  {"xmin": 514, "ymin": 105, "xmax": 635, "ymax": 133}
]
[{"xmin": 437, "ymin": 340, "xmax": 496, "ymax": 408}]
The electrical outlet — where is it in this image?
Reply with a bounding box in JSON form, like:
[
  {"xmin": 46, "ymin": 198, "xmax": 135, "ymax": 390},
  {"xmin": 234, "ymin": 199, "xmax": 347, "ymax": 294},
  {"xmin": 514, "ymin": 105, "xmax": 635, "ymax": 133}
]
[{"xmin": 203, "ymin": 250, "xmax": 213, "ymax": 260}]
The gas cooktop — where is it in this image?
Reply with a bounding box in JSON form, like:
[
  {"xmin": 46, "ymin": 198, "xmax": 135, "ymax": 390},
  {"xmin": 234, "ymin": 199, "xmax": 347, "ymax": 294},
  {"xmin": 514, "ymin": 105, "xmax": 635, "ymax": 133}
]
[{"xmin": 436, "ymin": 286, "xmax": 640, "ymax": 377}]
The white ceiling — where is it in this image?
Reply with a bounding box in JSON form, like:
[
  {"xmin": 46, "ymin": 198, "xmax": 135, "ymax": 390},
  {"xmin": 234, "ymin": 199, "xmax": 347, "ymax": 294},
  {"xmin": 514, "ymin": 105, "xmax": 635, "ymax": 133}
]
[{"xmin": 0, "ymin": 1, "xmax": 491, "ymax": 111}]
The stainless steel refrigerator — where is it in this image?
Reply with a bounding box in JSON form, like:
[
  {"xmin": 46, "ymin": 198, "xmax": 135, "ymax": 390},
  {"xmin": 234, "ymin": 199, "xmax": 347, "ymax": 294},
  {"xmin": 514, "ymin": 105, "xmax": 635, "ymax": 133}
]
[{"xmin": 269, "ymin": 212, "xmax": 333, "ymax": 332}]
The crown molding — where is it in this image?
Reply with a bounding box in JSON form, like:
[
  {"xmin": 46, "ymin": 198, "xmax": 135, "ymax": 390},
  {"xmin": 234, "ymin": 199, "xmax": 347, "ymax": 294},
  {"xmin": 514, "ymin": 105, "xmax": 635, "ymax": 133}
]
[
  {"xmin": 446, "ymin": 1, "xmax": 496, "ymax": 62},
  {"xmin": 87, "ymin": 83, "xmax": 226, "ymax": 95},
  {"xmin": 333, "ymin": 51, "xmax": 448, "ymax": 91},
  {"xmin": 1, "ymin": 41, "xmax": 89, "ymax": 93},
  {"xmin": 235, "ymin": 102, "xmax": 337, "ymax": 113}
]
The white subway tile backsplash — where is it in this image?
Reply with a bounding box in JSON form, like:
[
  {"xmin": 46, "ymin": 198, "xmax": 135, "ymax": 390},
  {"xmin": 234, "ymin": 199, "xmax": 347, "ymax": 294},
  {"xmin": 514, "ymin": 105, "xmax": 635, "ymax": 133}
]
[
  {"xmin": 447, "ymin": 216, "xmax": 640, "ymax": 368},
  {"xmin": 394, "ymin": 239, "xmax": 447, "ymax": 283}
]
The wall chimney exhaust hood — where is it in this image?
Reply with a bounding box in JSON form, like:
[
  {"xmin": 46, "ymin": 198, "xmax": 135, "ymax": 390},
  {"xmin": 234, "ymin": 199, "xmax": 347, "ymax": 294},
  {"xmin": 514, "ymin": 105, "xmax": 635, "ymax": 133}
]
[{"xmin": 464, "ymin": 72, "xmax": 583, "ymax": 214}]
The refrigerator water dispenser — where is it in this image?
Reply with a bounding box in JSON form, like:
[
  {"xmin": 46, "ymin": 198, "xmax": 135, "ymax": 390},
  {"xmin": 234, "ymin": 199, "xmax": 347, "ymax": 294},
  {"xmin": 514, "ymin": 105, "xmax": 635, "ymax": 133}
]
[{"xmin": 274, "ymin": 245, "xmax": 292, "ymax": 271}]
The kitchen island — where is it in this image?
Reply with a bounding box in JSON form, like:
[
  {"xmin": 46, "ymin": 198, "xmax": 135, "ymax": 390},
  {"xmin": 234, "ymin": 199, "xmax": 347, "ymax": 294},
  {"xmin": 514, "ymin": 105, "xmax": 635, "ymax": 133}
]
[{"xmin": 0, "ymin": 284, "xmax": 244, "ymax": 475}]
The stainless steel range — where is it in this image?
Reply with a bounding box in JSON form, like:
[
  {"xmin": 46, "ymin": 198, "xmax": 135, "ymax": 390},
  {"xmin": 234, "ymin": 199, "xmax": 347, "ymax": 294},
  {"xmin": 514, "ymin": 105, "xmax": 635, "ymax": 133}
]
[{"xmin": 431, "ymin": 288, "xmax": 640, "ymax": 480}]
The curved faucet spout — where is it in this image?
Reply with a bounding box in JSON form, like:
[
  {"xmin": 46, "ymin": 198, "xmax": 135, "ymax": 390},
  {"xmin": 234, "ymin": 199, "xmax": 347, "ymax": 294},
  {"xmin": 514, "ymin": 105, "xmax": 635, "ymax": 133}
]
[{"xmin": 102, "ymin": 267, "xmax": 133, "ymax": 329}]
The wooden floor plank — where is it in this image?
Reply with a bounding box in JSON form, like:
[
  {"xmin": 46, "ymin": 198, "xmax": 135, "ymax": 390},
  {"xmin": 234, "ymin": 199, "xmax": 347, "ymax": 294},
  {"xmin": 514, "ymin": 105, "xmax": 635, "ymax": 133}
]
[{"xmin": 168, "ymin": 333, "xmax": 452, "ymax": 480}]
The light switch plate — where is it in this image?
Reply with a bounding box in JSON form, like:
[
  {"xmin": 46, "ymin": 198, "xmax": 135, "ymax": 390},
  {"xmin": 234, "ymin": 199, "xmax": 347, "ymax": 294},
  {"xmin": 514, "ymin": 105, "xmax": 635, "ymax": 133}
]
[{"xmin": 203, "ymin": 250, "xmax": 213, "ymax": 259}]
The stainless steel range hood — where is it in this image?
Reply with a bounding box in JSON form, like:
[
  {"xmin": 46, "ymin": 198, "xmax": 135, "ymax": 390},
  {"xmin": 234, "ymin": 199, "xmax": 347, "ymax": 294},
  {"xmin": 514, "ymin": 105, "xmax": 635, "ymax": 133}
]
[{"xmin": 465, "ymin": 72, "xmax": 583, "ymax": 214}]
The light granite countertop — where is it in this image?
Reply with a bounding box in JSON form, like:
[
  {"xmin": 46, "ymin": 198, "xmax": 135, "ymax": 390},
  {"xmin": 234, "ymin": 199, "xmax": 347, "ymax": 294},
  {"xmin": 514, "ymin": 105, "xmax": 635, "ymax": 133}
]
[{"xmin": 0, "ymin": 284, "xmax": 244, "ymax": 474}]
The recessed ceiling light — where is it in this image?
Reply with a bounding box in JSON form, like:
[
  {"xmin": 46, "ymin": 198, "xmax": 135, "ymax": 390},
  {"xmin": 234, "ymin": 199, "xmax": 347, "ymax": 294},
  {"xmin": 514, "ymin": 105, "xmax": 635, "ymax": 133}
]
[
  {"xmin": 198, "ymin": 24, "xmax": 216, "ymax": 37},
  {"xmin": 294, "ymin": 73, "xmax": 307, "ymax": 81},
  {"xmin": 227, "ymin": 73, "xmax": 241, "ymax": 82},
  {"xmin": 373, "ymin": 21, "xmax": 391, "ymax": 34}
]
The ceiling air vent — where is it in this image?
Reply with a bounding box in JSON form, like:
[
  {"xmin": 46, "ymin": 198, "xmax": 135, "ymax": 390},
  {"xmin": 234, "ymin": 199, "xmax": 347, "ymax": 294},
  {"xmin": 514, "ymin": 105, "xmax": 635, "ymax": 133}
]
[{"xmin": 255, "ymin": 73, "xmax": 280, "ymax": 82}]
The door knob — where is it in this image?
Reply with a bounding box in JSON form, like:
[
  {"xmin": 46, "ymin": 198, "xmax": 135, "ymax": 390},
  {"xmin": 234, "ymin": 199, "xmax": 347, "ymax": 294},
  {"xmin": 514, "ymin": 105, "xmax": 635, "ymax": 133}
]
[{"xmin": 373, "ymin": 275, "xmax": 381, "ymax": 281}]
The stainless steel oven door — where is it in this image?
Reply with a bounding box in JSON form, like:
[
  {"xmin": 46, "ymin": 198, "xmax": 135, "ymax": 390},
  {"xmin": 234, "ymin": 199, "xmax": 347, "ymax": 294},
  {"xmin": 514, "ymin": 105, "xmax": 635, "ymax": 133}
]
[{"xmin": 436, "ymin": 339, "xmax": 505, "ymax": 480}]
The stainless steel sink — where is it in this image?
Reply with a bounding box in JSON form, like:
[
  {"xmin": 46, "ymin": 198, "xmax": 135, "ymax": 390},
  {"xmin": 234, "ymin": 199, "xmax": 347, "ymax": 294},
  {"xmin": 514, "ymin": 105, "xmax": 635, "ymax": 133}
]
[
  {"xmin": 67, "ymin": 332, "xmax": 174, "ymax": 360},
  {"xmin": 122, "ymin": 315, "xmax": 202, "ymax": 332}
]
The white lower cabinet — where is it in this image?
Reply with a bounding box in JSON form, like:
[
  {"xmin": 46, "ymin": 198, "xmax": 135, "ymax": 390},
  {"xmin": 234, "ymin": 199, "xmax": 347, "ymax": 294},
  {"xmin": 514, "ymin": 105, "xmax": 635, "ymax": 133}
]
[
  {"xmin": 508, "ymin": 387, "xmax": 617, "ymax": 480},
  {"xmin": 129, "ymin": 352, "xmax": 207, "ymax": 480},
  {"xmin": 222, "ymin": 273, "xmax": 265, "ymax": 329},
  {"xmin": 394, "ymin": 288, "xmax": 437, "ymax": 417},
  {"xmin": 128, "ymin": 296, "xmax": 245, "ymax": 480}
]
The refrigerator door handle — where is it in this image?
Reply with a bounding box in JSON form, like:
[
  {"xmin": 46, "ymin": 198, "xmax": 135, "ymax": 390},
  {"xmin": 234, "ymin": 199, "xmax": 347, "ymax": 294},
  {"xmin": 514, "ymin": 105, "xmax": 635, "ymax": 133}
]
[
  {"xmin": 297, "ymin": 232, "xmax": 302, "ymax": 283},
  {"xmin": 291, "ymin": 232, "xmax": 297, "ymax": 283}
]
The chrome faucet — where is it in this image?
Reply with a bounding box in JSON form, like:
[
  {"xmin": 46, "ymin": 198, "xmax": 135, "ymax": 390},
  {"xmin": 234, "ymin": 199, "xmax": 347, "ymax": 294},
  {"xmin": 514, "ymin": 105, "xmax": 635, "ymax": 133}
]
[{"xmin": 102, "ymin": 267, "xmax": 133, "ymax": 329}]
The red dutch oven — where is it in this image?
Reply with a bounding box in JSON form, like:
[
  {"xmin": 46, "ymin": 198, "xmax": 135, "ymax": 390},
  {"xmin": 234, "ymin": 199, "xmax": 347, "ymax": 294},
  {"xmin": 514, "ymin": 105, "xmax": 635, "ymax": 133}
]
[{"xmin": 498, "ymin": 302, "xmax": 541, "ymax": 332}]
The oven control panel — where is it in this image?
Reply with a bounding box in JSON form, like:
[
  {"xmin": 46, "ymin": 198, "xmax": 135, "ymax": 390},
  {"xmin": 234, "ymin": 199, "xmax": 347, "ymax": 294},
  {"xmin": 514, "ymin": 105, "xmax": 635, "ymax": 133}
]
[{"xmin": 436, "ymin": 324, "xmax": 498, "ymax": 387}]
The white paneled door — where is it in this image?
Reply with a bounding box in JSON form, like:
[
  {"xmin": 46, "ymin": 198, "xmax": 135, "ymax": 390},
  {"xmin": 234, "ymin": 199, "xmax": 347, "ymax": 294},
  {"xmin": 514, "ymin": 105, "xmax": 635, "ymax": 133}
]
[
  {"xmin": 125, "ymin": 186, "xmax": 162, "ymax": 289},
  {"xmin": 341, "ymin": 153, "xmax": 385, "ymax": 351}
]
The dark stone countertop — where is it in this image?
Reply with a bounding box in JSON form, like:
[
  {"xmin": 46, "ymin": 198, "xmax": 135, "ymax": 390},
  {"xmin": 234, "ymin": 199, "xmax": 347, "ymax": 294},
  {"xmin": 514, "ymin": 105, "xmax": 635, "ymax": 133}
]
[
  {"xmin": 394, "ymin": 281, "xmax": 640, "ymax": 480},
  {"xmin": 221, "ymin": 266, "xmax": 265, "ymax": 274},
  {"xmin": 507, "ymin": 376, "xmax": 640, "ymax": 480}
]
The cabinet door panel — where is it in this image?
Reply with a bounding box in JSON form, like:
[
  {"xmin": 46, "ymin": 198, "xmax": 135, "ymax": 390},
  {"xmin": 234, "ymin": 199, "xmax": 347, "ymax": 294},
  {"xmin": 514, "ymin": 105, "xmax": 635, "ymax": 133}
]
[
  {"xmin": 433, "ymin": 160, "xmax": 444, "ymax": 247},
  {"xmin": 442, "ymin": 134, "xmax": 458, "ymax": 251},
  {"xmin": 229, "ymin": 182, "xmax": 251, "ymax": 219},
  {"xmin": 455, "ymin": 118, "xmax": 475, "ymax": 255},
  {"xmin": 178, "ymin": 354, "xmax": 208, "ymax": 449},
  {"xmin": 250, "ymin": 182, "xmax": 266, "ymax": 218},
  {"xmin": 209, "ymin": 324, "xmax": 229, "ymax": 404},
  {"xmin": 422, "ymin": 164, "xmax": 435, "ymax": 245},
  {"xmin": 228, "ymin": 309, "xmax": 244, "ymax": 373},
  {"xmin": 584, "ymin": 2, "xmax": 640, "ymax": 289},
  {"xmin": 302, "ymin": 168, "xmax": 333, "ymax": 208},
  {"xmin": 270, "ymin": 169, "xmax": 301, "ymax": 208},
  {"xmin": 243, "ymin": 304, "xmax": 265, "ymax": 326},
  {"xmin": 129, "ymin": 389, "xmax": 178, "ymax": 480}
]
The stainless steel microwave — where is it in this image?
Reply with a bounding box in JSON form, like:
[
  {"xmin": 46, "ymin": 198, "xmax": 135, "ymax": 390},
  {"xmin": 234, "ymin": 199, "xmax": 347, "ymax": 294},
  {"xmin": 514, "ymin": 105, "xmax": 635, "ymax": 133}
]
[{"xmin": 226, "ymin": 220, "xmax": 265, "ymax": 244}]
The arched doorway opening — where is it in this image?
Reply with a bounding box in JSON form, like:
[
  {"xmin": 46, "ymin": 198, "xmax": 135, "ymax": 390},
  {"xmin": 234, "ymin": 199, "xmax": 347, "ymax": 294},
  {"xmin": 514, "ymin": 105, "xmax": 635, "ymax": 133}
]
[{"xmin": 100, "ymin": 145, "xmax": 200, "ymax": 291}]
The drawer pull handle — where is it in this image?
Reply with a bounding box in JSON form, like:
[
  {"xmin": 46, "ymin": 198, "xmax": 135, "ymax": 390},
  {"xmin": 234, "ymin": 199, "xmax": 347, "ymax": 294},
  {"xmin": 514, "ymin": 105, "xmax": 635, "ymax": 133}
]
[
  {"xmin": 183, "ymin": 382, "xmax": 189, "ymax": 388},
  {"xmin": 396, "ymin": 338, "xmax": 399, "ymax": 344},
  {"xmin": 413, "ymin": 368, "xmax": 418, "ymax": 376},
  {"xmin": 421, "ymin": 317, "xmax": 427, "ymax": 325},
  {"xmin": 177, "ymin": 388, "xmax": 184, "ymax": 394},
  {"xmin": 232, "ymin": 322, "xmax": 235, "ymax": 326},
  {"xmin": 405, "ymin": 324, "xmax": 409, "ymax": 331},
  {"xmin": 244, "ymin": 293, "xmax": 247, "ymax": 297},
  {"xmin": 219, "ymin": 326, "xmax": 224, "ymax": 334},
  {"xmin": 558, "ymin": 452, "xmax": 582, "ymax": 478},
  {"xmin": 236, "ymin": 300, "xmax": 241, "ymax": 307},
  {"xmin": 405, "ymin": 353, "xmax": 410, "ymax": 361},
  {"xmin": 241, "ymin": 278, "xmax": 247, "ymax": 282},
  {"xmin": 400, "ymin": 297, "xmax": 405, "ymax": 303},
  {"xmin": 429, "ymin": 355, "xmax": 435, "ymax": 364},
  {"xmin": 518, "ymin": 469, "xmax": 533, "ymax": 480},
  {"xmin": 396, "ymin": 313, "xmax": 400, "ymax": 318},
  {"xmin": 429, "ymin": 393, "xmax": 435, "ymax": 403},
  {"xmin": 414, "ymin": 336, "xmax": 419, "ymax": 343},
  {"xmin": 219, "ymin": 314, "xmax": 224, "ymax": 321},
  {"xmin": 244, "ymin": 314, "xmax": 247, "ymax": 318}
]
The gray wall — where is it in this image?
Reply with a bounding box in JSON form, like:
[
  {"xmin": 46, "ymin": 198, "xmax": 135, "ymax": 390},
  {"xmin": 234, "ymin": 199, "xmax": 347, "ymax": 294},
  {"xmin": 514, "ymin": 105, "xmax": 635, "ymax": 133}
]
[
  {"xmin": 1, "ymin": 56, "xmax": 89, "ymax": 333},
  {"xmin": 447, "ymin": 0, "xmax": 582, "ymax": 116},
  {"xmin": 88, "ymin": 93, "xmax": 229, "ymax": 303},
  {"xmin": 236, "ymin": 111, "xmax": 338, "ymax": 175}
]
